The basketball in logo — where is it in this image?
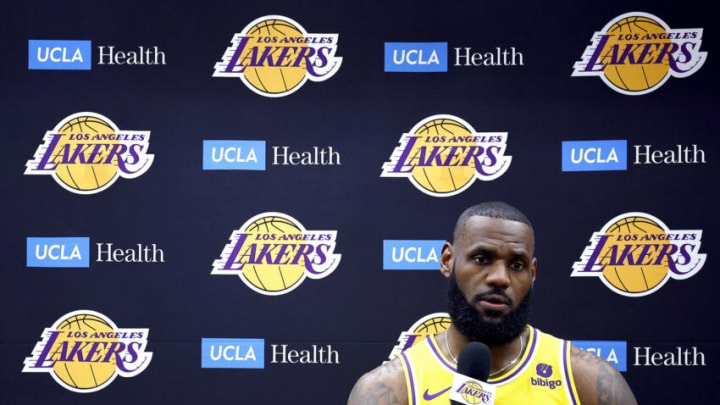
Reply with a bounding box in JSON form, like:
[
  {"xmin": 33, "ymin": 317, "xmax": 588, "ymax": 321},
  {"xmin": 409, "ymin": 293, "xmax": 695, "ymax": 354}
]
[
  {"xmin": 599, "ymin": 215, "xmax": 670, "ymax": 294},
  {"xmin": 25, "ymin": 112, "xmax": 153, "ymax": 194},
  {"xmin": 411, "ymin": 313, "xmax": 452, "ymax": 337},
  {"xmin": 242, "ymin": 17, "xmax": 309, "ymax": 96},
  {"xmin": 572, "ymin": 12, "xmax": 706, "ymax": 95},
  {"xmin": 572, "ymin": 212, "xmax": 705, "ymax": 297},
  {"xmin": 53, "ymin": 113, "xmax": 120, "ymax": 192},
  {"xmin": 381, "ymin": 115, "xmax": 512, "ymax": 197},
  {"xmin": 213, "ymin": 15, "xmax": 342, "ymax": 97},
  {"xmin": 240, "ymin": 214, "xmax": 308, "ymax": 294},
  {"xmin": 386, "ymin": 312, "xmax": 451, "ymax": 361},
  {"xmin": 460, "ymin": 381, "xmax": 485, "ymax": 404},
  {"xmin": 601, "ymin": 15, "xmax": 671, "ymax": 94},
  {"xmin": 407, "ymin": 117, "xmax": 477, "ymax": 195},
  {"xmin": 52, "ymin": 312, "xmax": 119, "ymax": 391},
  {"xmin": 23, "ymin": 310, "xmax": 152, "ymax": 393},
  {"xmin": 212, "ymin": 212, "xmax": 341, "ymax": 295}
]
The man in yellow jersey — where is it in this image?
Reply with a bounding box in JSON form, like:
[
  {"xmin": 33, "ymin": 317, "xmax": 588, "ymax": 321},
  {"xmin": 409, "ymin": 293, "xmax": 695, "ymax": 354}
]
[{"xmin": 348, "ymin": 201, "xmax": 637, "ymax": 404}]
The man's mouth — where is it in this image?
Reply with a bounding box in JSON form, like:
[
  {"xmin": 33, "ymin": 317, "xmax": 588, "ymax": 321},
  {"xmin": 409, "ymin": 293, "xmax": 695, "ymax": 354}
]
[{"xmin": 476, "ymin": 292, "xmax": 512, "ymax": 312}]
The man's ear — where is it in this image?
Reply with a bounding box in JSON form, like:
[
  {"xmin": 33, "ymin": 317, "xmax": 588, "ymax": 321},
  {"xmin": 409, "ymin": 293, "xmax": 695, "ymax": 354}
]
[
  {"xmin": 440, "ymin": 241, "xmax": 453, "ymax": 279},
  {"xmin": 531, "ymin": 257, "xmax": 537, "ymax": 287}
]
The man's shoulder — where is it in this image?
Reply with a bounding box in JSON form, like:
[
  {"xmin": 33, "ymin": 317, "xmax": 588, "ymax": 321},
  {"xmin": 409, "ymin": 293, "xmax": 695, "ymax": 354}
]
[
  {"xmin": 569, "ymin": 345, "xmax": 638, "ymax": 405},
  {"xmin": 365, "ymin": 356, "xmax": 406, "ymax": 381},
  {"xmin": 347, "ymin": 357, "xmax": 408, "ymax": 405}
]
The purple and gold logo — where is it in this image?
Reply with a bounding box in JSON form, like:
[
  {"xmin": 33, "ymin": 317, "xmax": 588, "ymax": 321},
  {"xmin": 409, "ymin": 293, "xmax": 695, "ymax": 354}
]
[
  {"xmin": 213, "ymin": 15, "xmax": 342, "ymax": 97},
  {"xmin": 211, "ymin": 212, "xmax": 341, "ymax": 295},
  {"xmin": 572, "ymin": 12, "xmax": 706, "ymax": 95},
  {"xmin": 25, "ymin": 112, "xmax": 153, "ymax": 194},
  {"xmin": 572, "ymin": 212, "xmax": 706, "ymax": 297},
  {"xmin": 387, "ymin": 312, "xmax": 451, "ymax": 361},
  {"xmin": 381, "ymin": 115, "xmax": 511, "ymax": 197},
  {"xmin": 23, "ymin": 310, "xmax": 152, "ymax": 393}
]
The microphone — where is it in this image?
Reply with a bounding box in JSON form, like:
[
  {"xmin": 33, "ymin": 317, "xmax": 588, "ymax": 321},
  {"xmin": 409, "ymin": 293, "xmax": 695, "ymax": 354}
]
[{"xmin": 449, "ymin": 342, "xmax": 496, "ymax": 405}]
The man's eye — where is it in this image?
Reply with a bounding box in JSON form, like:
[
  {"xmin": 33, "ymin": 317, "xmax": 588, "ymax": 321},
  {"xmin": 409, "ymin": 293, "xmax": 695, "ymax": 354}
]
[
  {"xmin": 473, "ymin": 256, "xmax": 489, "ymax": 264},
  {"xmin": 510, "ymin": 262, "xmax": 525, "ymax": 271}
]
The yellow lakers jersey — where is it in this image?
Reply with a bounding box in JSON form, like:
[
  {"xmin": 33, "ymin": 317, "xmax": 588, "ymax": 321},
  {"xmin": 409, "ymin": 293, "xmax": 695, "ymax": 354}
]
[{"xmin": 398, "ymin": 326, "xmax": 581, "ymax": 404}]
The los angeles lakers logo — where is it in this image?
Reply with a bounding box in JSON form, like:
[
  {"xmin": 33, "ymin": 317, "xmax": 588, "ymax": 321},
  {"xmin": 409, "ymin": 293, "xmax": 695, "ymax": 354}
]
[
  {"xmin": 381, "ymin": 115, "xmax": 512, "ymax": 197},
  {"xmin": 572, "ymin": 12, "xmax": 706, "ymax": 95},
  {"xmin": 212, "ymin": 15, "xmax": 342, "ymax": 97},
  {"xmin": 22, "ymin": 310, "xmax": 152, "ymax": 393},
  {"xmin": 454, "ymin": 380, "xmax": 493, "ymax": 405},
  {"xmin": 25, "ymin": 112, "xmax": 154, "ymax": 194},
  {"xmin": 387, "ymin": 312, "xmax": 451, "ymax": 361},
  {"xmin": 211, "ymin": 212, "xmax": 341, "ymax": 295},
  {"xmin": 571, "ymin": 213, "xmax": 706, "ymax": 297}
]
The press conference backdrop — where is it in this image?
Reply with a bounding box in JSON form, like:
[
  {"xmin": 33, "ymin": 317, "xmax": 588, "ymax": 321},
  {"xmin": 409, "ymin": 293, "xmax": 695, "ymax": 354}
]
[{"xmin": 2, "ymin": 0, "xmax": 718, "ymax": 403}]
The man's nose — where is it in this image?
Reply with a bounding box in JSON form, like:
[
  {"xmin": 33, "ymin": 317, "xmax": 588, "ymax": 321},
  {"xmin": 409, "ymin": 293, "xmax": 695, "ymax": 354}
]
[{"xmin": 485, "ymin": 262, "xmax": 511, "ymax": 288}]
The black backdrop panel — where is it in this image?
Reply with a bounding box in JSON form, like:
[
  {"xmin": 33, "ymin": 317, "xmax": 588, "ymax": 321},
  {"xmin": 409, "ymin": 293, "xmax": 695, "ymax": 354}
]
[{"xmin": 2, "ymin": 1, "xmax": 718, "ymax": 404}]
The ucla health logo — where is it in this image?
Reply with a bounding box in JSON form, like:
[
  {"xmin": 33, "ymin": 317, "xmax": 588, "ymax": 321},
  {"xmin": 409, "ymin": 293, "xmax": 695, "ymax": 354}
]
[
  {"xmin": 213, "ymin": 15, "xmax": 342, "ymax": 97},
  {"xmin": 202, "ymin": 140, "xmax": 341, "ymax": 169},
  {"xmin": 28, "ymin": 40, "xmax": 166, "ymax": 70},
  {"xmin": 27, "ymin": 236, "xmax": 165, "ymax": 268},
  {"xmin": 572, "ymin": 12, "xmax": 706, "ymax": 95},
  {"xmin": 25, "ymin": 113, "xmax": 153, "ymax": 194},
  {"xmin": 384, "ymin": 42, "xmax": 448, "ymax": 72},
  {"xmin": 27, "ymin": 237, "xmax": 90, "ymax": 268},
  {"xmin": 562, "ymin": 140, "xmax": 627, "ymax": 171},
  {"xmin": 383, "ymin": 240, "xmax": 443, "ymax": 270},
  {"xmin": 28, "ymin": 40, "xmax": 92, "ymax": 70},
  {"xmin": 23, "ymin": 310, "xmax": 152, "ymax": 393},
  {"xmin": 203, "ymin": 140, "xmax": 266, "ymax": 170},
  {"xmin": 572, "ymin": 213, "xmax": 706, "ymax": 297},
  {"xmin": 202, "ymin": 338, "xmax": 264, "ymax": 369},
  {"xmin": 574, "ymin": 340, "xmax": 628, "ymax": 371},
  {"xmin": 202, "ymin": 338, "xmax": 339, "ymax": 368},
  {"xmin": 381, "ymin": 115, "xmax": 511, "ymax": 197},
  {"xmin": 211, "ymin": 212, "xmax": 341, "ymax": 295}
]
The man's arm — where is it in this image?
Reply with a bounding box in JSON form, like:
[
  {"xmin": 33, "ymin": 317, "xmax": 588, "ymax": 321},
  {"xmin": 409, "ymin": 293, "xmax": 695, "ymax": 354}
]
[
  {"xmin": 347, "ymin": 357, "xmax": 407, "ymax": 405},
  {"xmin": 571, "ymin": 345, "xmax": 637, "ymax": 405}
]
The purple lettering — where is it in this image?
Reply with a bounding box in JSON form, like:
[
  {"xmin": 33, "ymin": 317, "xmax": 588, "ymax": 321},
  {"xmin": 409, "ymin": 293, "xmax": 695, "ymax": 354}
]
[
  {"xmin": 31, "ymin": 331, "xmax": 61, "ymax": 368},
  {"xmin": 223, "ymin": 233, "xmax": 249, "ymax": 270},
  {"xmin": 581, "ymin": 34, "xmax": 611, "ymax": 72},
  {"xmin": 582, "ymin": 235, "xmax": 609, "ymax": 272},
  {"xmin": 391, "ymin": 136, "xmax": 417, "ymax": 173},
  {"xmin": 33, "ymin": 134, "xmax": 63, "ymax": 170},
  {"xmin": 224, "ymin": 36, "xmax": 251, "ymax": 73}
]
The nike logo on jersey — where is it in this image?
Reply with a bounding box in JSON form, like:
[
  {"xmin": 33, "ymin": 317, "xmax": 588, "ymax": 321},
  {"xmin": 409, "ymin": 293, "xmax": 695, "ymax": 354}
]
[{"xmin": 423, "ymin": 387, "xmax": 451, "ymax": 400}]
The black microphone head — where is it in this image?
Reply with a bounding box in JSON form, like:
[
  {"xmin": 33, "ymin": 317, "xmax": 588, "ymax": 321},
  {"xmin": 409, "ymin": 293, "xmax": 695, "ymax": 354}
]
[{"xmin": 456, "ymin": 342, "xmax": 492, "ymax": 381}]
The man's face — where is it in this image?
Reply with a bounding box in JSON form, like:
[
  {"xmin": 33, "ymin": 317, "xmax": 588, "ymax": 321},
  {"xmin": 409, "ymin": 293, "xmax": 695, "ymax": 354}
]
[{"xmin": 442, "ymin": 216, "xmax": 537, "ymax": 345}]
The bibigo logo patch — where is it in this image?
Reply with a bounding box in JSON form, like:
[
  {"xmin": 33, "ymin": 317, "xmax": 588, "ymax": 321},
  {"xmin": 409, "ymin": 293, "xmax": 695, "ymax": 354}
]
[
  {"xmin": 212, "ymin": 15, "xmax": 342, "ymax": 97},
  {"xmin": 25, "ymin": 112, "xmax": 153, "ymax": 194},
  {"xmin": 572, "ymin": 12, "xmax": 706, "ymax": 95},
  {"xmin": 571, "ymin": 212, "xmax": 706, "ymax": 297},
  {"xmin": 211, "ymin": 212, "xmax": 341, "ymax": 295},
  {"xmin": 381, "ymin": 115, "xmax": 511, "ymax": 197},
  {"xmin": 22, "ymin": 310, "xmax": 152, "ymax": 393}
]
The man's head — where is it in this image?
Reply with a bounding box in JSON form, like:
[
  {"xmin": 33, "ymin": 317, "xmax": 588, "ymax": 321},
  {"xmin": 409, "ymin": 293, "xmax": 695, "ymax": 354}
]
[
  {"xmin": 441, "ymin": 202, "xmax": 537, "ymax": 345},
  {"xmin": 451, "ymin": 201, "xmax": 534, "ymax": 245}
]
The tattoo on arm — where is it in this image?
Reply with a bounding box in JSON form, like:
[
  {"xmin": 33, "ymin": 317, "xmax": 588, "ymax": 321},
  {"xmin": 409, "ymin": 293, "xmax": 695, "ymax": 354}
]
[
  {"xmin": 572, "ymin": 347, "xmax": 637, "ymax": 405},
  {"xmin": 347, "ymin": 360, "xmax": 404, "ymax": 405},
  {"xmin": 596, "ymin": 360, "xmax": 634, "ymax": 405}
]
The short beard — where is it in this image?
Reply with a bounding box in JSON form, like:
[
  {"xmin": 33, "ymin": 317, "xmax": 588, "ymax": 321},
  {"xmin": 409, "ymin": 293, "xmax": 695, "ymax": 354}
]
[{"xmin": 447, "ymin": 267, "xmax": 532, "ymax": 346}]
